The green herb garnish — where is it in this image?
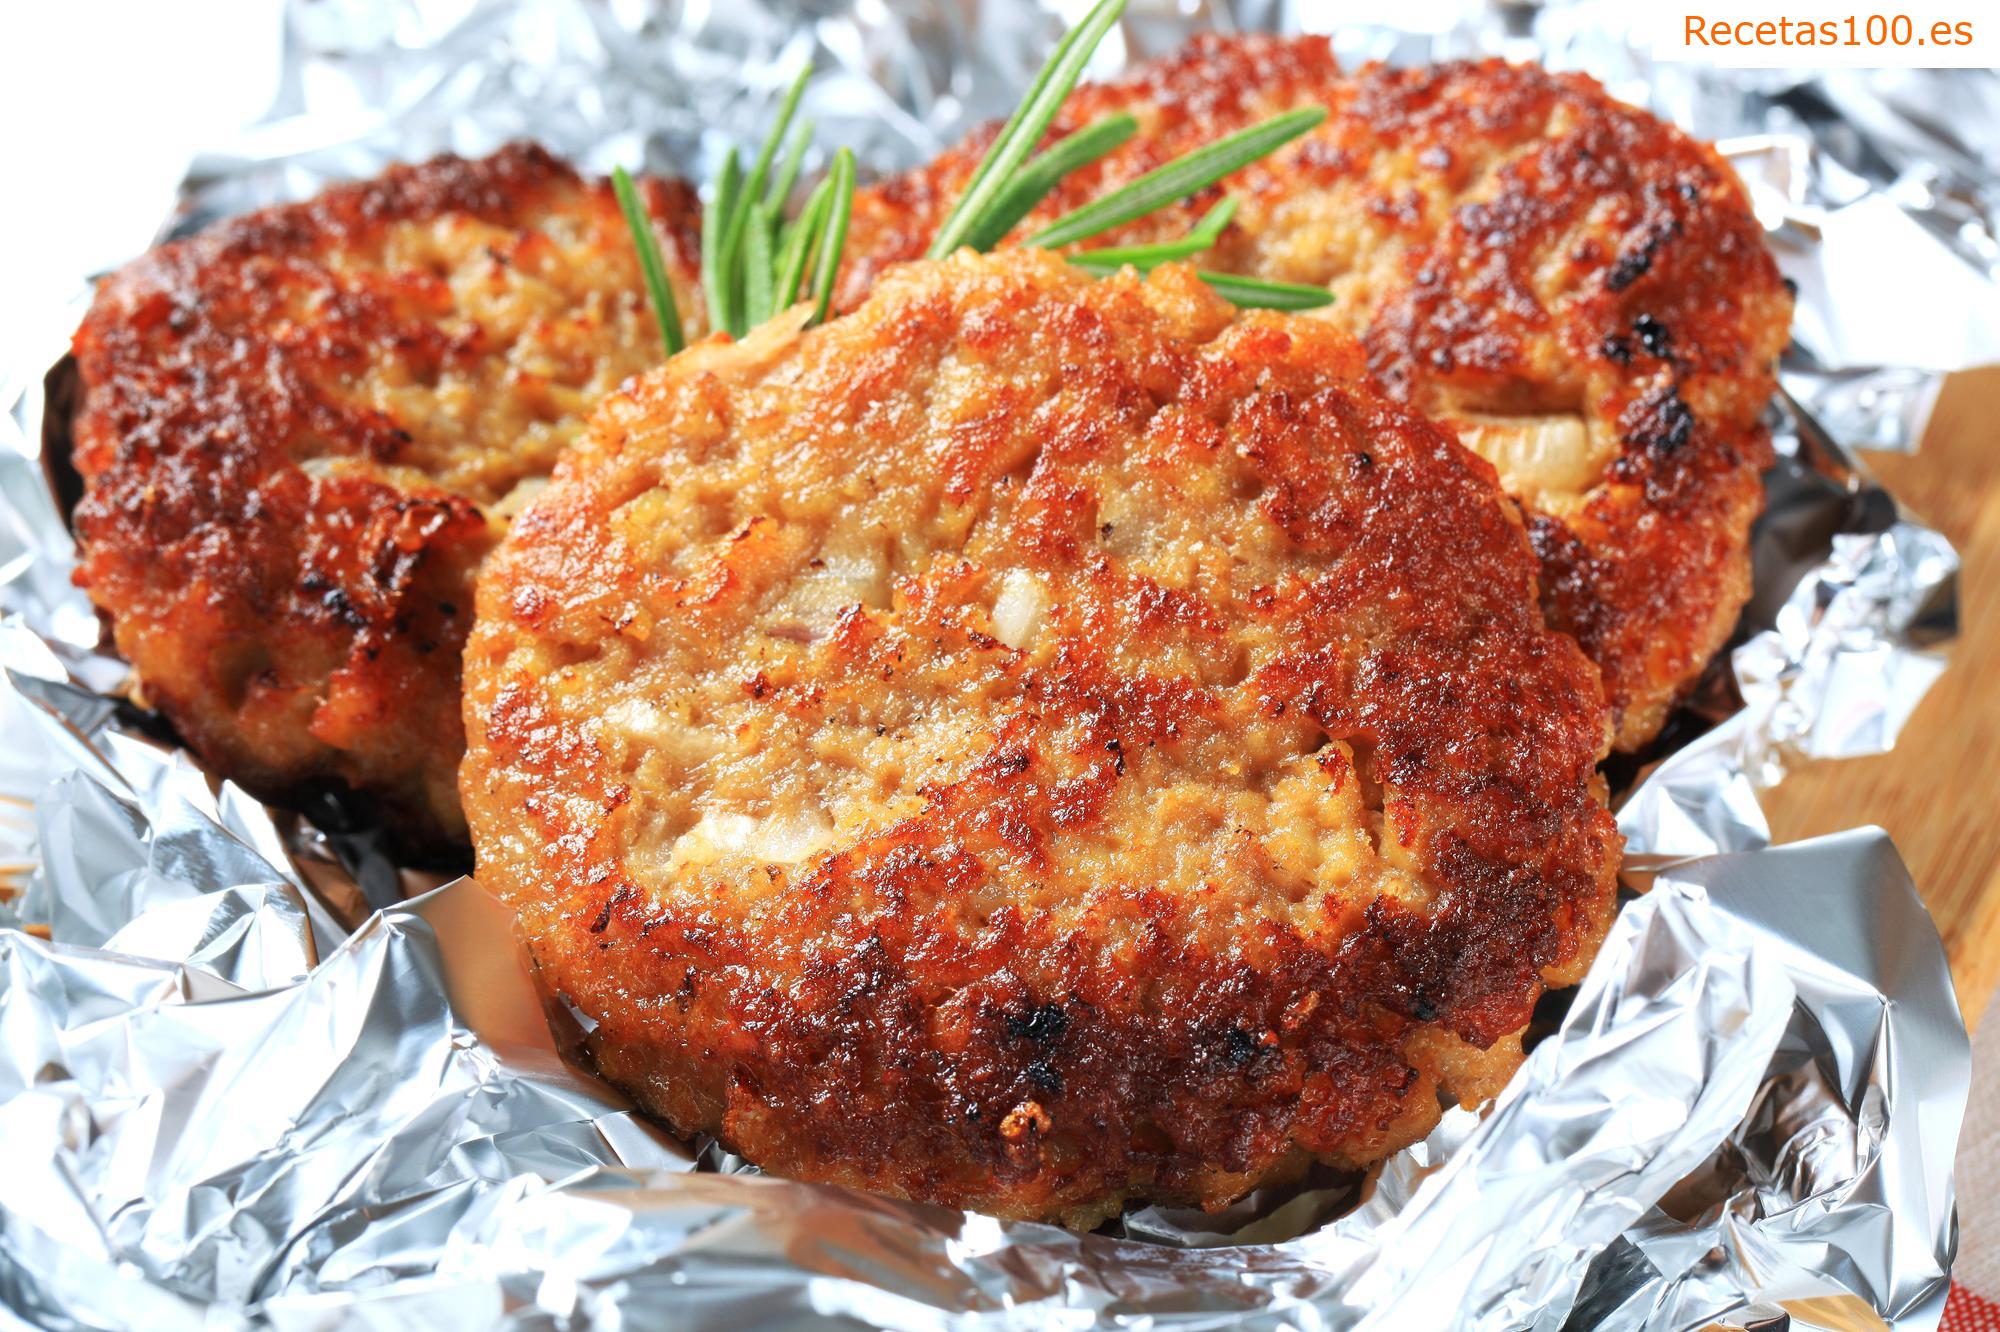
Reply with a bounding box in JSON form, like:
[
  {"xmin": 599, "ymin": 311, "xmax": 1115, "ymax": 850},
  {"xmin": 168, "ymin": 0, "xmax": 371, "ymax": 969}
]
[
  {"xmin": 742, "ymin": 202, "xmax": 778, "ymax": 331},
  {"xmin": 712, "ymin": 64, "xmax": 815, "ymax": 337},
  {"xmin": 924, "ymin": 0, "xmax": 1331, "ymax": 312},
  {"xmin": 1190, "ymin": 272, "xmax": 1334, "ymax": 310},
  {"xmin": 618, "ymin": 0, "xmax": 1332, "ymax": 360},
  {"xmin": 768, "ymin": 117, "xmax": 814, "ymax": 212},
  {"xmin": 699, "ymin": 149, "xmax": 742, "ymax": 337},
  {"xmin": 1032, "ymin": 106, "xmax": 1325, "ymax": 250},
  {"xmin": 612, "ymin": 166, "xmax": 686, "ymax": 356},
  {"xmin": 771, "ymin": 178, "xmax": 833, "ymax": 327},
  {"xmin": 809, "ymin": 149, "xmax": 857, "ymax": 326}
]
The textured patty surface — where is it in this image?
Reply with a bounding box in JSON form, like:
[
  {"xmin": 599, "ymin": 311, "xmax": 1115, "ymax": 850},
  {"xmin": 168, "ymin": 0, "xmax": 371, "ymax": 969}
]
[
  {"xmin": 70, "ymin": 145, "xmax": 703, "ymax": 855},
  {"xmin": 462, "ymin": 252, "xmax": 1621, "ymax": 1224},
  {"xmin": 843, "ymin": 35, "xmax": 1794, "ymax": 748}
]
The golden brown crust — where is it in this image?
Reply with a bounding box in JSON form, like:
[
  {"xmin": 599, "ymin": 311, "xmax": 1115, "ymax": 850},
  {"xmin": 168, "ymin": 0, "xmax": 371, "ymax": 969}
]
[
  {"xmin": 69, "ymin": 144, "xmax": 703, "ymax": 856},
  {"xmin": 463, "ymin": 252, "xmax": 1620, "ymax": 1224},
  {"xmin": 843, "ymin": 35, "xmax": 1793, "ymax": 747}
]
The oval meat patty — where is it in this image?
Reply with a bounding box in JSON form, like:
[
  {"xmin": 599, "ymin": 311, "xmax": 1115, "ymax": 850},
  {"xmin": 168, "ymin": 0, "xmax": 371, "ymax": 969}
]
[
  {"xmin": 842, "ymin": 34, "xmax": 1794, "ymax": 749},
  {"xmin": 462, "ymin": 251, "xmax": 1621, "ymax": 1225},
  {"xmin": 69, "ymin": 145, "xmax": 703, "ymax": 856}
]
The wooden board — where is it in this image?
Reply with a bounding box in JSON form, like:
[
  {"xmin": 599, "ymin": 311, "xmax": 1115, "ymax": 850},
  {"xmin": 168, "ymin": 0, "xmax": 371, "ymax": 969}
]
[{"xmin": 1760, "ymin": 365, "xmax": 2000, "ymax": 1029}]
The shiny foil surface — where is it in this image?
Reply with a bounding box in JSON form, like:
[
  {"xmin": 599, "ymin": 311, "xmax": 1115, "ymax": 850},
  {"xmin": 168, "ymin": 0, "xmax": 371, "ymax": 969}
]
[{"xmin": 0, "ymin": 1, "xmax": 1988, "ymax": 1327}]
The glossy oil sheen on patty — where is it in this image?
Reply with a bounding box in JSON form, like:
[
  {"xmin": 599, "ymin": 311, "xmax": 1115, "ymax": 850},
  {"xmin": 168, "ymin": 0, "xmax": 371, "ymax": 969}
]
[
  {"xmin": 462, "ymin": 252, "xmax": 1622, "ymax": 1225},
  {"xmin": 69, "ymin": 145, "xmax": 704, "ymax": 856},
  {"xmin": 842, "ymin": 34, "xmax": 1795, "ymax": 749}
]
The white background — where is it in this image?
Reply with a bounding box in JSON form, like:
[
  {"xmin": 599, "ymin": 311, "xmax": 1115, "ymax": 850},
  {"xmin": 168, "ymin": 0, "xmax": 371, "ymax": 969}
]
[{"xmin": 0, "ymin": 0, "xmax": 283, "ymax": 385}]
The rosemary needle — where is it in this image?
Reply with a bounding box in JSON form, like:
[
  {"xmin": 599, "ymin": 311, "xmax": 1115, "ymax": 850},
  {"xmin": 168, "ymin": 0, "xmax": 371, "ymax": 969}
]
[
  {"xmin": 702, "ymin": 148, "xmax": 742, "ymax": 336},
  {"xmin": 810, "ymin": 149, "xmax": 857, "ymax": 325},
  {"xmin": 1066, "ymin": 197, "xmax": 1330, "ymax": 307},
  {"xmin": 1064, "ymin": 196, "xmax": 1240, "ymax": 273},
  {"xmin": 1191, "ymin": 271, "xmax": 1333, "ymax": 310},
  {"xmin": 743, "ymin": 202, "xmax": 778, "ymax": 329},
  {"xmin": 775, "ymin": 177, "xmax": 835, "ymax": 316},
  {"xmin": 611, "ymin": 166, "xmax": 685, "ymax": 356},
  {"xmin": 1031, "ymin": 106, "xmax": 1324, "ymax": 250},
  {"xmin": 767, "ymin": 118, "xmax": 814, "ymax": 211}
]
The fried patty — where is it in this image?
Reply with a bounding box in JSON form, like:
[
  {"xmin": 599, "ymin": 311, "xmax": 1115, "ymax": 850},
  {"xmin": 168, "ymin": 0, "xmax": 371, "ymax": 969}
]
[
  {"xmin": 69, "ymin": 145, "xmax": 703, "ymax": 855},
  {"xmin": 842, "ymin": 35, "xmax": 1794, "ymax": 748},
  {"xmin": 462, "ymin": 252, "xmax": 1621, "ymax": 1225}
]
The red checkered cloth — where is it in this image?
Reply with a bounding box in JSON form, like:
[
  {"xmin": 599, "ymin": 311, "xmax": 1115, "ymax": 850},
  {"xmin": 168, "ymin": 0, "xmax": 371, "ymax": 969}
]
[
  {"xmin": 1948, "ymin": 1285, "xmax": 2000, "ymax": 1332},
  {"xmin": 1946, "ymin": 995, "xmax": 2000, "ymax": 1329}
]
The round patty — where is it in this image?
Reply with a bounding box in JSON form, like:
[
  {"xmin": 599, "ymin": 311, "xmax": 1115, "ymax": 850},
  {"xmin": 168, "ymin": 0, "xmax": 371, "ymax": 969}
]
[
  {"xmin": 843, "ymin": 34, "xmax": 1794, "ymax": 749},
  {"xmin": 463, "ymin": 251, "xmax": 1621, "ymax": 1225},
  {"xmin": 69, "ymin": 145, "xmax": 703, "ymax": 857}
]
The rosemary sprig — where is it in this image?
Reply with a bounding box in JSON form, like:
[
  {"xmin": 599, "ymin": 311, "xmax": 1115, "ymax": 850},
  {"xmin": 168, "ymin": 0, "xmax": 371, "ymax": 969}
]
[
  {"xmin": 617, "ymin": 0, "xmax": 1332, "ymax": 360},
  {"xmin": 713, "ymin": 64, "xmax": 815, "ymax": 337},
  {"xmin": 925, "ymin": 5, "xmax": 1332, "ymax": 313},
  {"xmin": 925, "ymin": 0, "xmax": 1128, "ymax": 260},
  {"xmin": 1031, "ymin": 106, "xmax": 1325, "ymax": 250},
  {"xmin": 616, "ymin": 62, "xmax": 851, "ymax": 356},
  {"xmin": 611, "ymin": 166, "xmax": 685, "ymax": 356}
]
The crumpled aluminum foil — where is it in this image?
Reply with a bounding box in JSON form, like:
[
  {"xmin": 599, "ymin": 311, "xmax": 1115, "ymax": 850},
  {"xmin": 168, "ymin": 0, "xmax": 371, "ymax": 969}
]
[{"xmin": 0, "ymin": 1, "xmax": 1987, "ymax": 1328}]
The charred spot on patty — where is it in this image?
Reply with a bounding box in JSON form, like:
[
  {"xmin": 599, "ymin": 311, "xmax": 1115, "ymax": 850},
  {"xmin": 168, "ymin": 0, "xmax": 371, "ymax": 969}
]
[
  {"xmin": 1633, "ymin": 313, "xmax": 1673, "ymax": 359},
  {"xmin": 1008, "ymin": 1003, "xmax": 1072, "ymax": 1045},
  {"xmin": 1621, "ymin": 385, "xmax": 1696, "ymax": 456}
]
